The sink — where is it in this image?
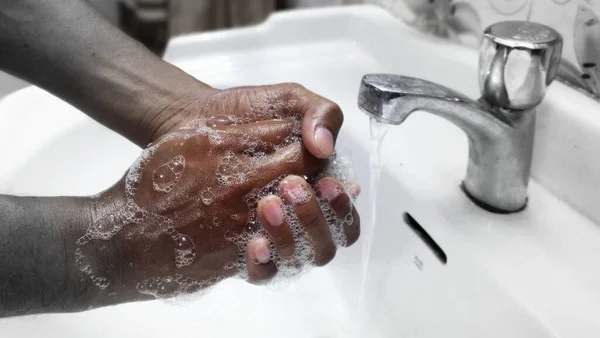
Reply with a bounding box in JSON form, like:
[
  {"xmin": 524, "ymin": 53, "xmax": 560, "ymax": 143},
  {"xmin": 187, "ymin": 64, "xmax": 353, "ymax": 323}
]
[{"xmin": 1, "ymin": 5, "xmax": 600, "ymax": 337}]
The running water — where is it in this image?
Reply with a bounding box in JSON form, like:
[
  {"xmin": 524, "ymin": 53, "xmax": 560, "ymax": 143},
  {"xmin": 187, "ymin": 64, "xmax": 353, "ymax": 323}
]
[{"xmin": 356, "ymin": 117, "xmax": 389, "ymax": 332}]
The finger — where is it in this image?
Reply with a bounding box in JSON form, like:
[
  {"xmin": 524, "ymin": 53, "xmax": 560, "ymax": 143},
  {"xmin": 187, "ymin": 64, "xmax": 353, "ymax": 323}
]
[
  {"xmin": 214, "ymin": 83, "xmax": 343, "ymax": 159},
  {"xmin": 345, "ymin": 182, "xmax": 361, "ymax": 201},
  {"xmin": 246, "ymin": 142, "xmax": 326, "ymax": 189},
  {"xmin": 198, "ymin": 118, "xmax": 296, "ymax": 154},
  {"xmin": 257, "ymin": 195, "xmax": 296, "ymax": 260},
  {"xmin": 217, "ymin": 118, "xmax": 298, "ymax": 153},
  {"xmin": 279, "ymin": 175, "xmax": 336, "ymax": 266},
  {"xmin": 283, "ymin": 84, "xmax": 343, "ymax": 159},
  {"xmin": 245, "ymin": 237, "xmax": 277, "ymax": 284},
  {"xmin": 315, "ymin": 177, "xmax": 361, "ymax": 247}
]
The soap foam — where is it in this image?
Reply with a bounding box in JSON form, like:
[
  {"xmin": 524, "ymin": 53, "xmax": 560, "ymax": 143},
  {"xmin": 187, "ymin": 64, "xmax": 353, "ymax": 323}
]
[
  {"xmin": 74, "ymin": 248, "xmax": 110, "ymax": 289},
  {"xmin": 137, "ymin": 273, "xmax": 225, "ymax": 300},
  {"xmin": 75, "ymin": 113, "xmax": 356, "ymax": 299}
]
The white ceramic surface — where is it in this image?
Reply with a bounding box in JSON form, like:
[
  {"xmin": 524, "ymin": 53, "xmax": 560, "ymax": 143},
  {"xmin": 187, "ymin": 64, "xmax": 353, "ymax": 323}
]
[{"xmin": 0, "ymin": 5, "xmax": 599, "ymax": 338}]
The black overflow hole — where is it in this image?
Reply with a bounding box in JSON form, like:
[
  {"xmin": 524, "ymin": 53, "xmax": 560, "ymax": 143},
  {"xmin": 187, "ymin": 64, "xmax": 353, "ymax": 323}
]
[{"xmin": 403, "ymin": 213, "xmax": 447, "ymax": 265}]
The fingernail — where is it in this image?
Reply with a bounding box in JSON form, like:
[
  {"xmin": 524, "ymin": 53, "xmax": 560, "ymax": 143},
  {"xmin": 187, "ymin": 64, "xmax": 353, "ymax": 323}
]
[
  {"xmin": 281, "ymin": 177, "xmax": 312, "ymax": 204},
  {"xmin": 346, "ymin": 183, "xmax": 361, "ymax": 199},
  {"xmin": 316, "ymin": 179, "xmax": 343, "ymax": 201},
  {"xmin": 264, "ymin": 199, "xmax": 284, "ymax": 227},
  {"xmin": 314, "ymin": 127, "xmax": 334, "ymax": 157},
  {"xmin": 254, "ymin": 238, "xmax": 271, "ymax": 264}
]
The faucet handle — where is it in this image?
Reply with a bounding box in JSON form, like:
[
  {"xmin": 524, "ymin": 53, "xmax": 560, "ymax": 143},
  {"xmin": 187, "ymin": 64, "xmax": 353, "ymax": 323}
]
[{"xmin": 479, "ymin": 21, "xmax": 563, "ymax": 110}]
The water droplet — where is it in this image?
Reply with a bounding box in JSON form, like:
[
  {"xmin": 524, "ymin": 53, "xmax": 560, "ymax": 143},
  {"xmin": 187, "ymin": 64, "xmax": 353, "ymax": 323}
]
[
  {"xmin": 175, "ymin": 235, "xmax": 193, "ymax": 251},
  {"xmin": 157, "ymin": 278, "xmax": 180, "ymax": 296},
  {"xmin": 75, "ymin": 256, "xmax": 91, "ymax": 271},
  {"xmin": 95, "ymin": 218, "xmax": 116, "ymax": 235},
  {"xmin": 201, "ymin": 188, "xmax": 215, "ymax": 205},
  {"xmin": 153, "ymin": 164, "xmax": 176, "ymax": 192},
  {"xmin": 153, "ymin": 155, "xmax": 185, "ymax": 193},
  {"xmin": 169, "ymin": 156, "xmax": 185, "ymax": 174}
]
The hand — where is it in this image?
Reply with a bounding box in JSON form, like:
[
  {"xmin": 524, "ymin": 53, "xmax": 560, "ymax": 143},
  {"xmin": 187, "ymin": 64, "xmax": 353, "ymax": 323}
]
[
  {"xmin": 75, "ymin": 83, "xmax": 361, "ymax": 302},
  {"xmin": 146, "ymin": 83, "xmax": 344, "ymax": 160}
]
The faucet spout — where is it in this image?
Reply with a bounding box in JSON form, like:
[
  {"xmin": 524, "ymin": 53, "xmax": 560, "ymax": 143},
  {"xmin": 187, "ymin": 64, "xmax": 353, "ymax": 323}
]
[
  {"xmin": 359, "ymin": 74, "xmax": 502, "ymax": 135},
  {"xmin": 358, "ymin": 74, "xmax": 535, "ymax": 213}
]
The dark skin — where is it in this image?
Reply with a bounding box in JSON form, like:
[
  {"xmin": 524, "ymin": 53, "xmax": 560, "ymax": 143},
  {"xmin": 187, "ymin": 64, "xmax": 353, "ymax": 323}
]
[{"xmin": 0, "ymin": 0, "xmax": 361, "ymax": 318}]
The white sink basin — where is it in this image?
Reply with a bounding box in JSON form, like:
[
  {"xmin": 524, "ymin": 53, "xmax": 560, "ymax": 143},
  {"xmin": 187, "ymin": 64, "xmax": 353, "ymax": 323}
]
[{"xmin": 1, "ymin": 5, "xmax": 600, "ymax": 338}]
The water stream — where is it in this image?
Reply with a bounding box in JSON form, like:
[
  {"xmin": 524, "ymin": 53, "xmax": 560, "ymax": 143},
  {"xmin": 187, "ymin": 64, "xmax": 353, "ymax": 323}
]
[{"xmin": 356, "ymin": 117, "xmax": 389, "ymax": 332}]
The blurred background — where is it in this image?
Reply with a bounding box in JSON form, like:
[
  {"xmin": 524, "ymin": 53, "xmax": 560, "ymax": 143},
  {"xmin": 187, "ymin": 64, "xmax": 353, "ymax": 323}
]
[
  {"xmin": 2, "ymin": 0, "xmax": 599, "ymax": 98},
  {"xmin": 1, "ymin": 0, "xmax": 367, "ymax": 97},
  {"xmin": 87, "ymin": 0, "xmax": 368, "ymax": 55}
]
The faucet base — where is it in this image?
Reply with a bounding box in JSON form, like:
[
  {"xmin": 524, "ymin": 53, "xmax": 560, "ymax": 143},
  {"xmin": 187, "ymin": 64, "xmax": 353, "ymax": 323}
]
[{"xmin": 460, "ymin": 183, "xmax": 528, "ymax": 214}]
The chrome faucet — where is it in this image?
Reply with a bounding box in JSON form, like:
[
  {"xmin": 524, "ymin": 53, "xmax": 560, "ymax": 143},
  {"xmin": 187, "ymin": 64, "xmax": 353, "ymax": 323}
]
[{"xmin": 358, "ymin": 21, "xmax": 563, "ymax": 213}]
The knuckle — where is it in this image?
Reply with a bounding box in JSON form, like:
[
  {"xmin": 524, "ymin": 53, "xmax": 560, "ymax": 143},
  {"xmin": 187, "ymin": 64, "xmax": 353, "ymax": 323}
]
[
  {"xmin": 301, "ymin": 211, "xmax": 322, "ymax": 230},
  {"xmin": 322, "ymin": 101, "xmax": 342, "ymax": 114},
  {"xmin": 281, "ymin": 82, "xmax": 306, "ymax": 93},
  {"xmin": 321, "ymin": 101, "xmax": 344, "ymax": 124}
]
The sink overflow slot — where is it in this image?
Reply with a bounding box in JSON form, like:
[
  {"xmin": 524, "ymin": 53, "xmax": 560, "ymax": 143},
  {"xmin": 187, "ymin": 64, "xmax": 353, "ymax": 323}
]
[{"xmin": 403, "ymin": 213, "xmax": 447, "ymax": 265}]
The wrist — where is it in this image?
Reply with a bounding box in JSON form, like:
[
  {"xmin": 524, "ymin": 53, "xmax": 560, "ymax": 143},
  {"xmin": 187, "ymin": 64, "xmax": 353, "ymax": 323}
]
[
  {"xmin": 58, "ymin": 186, "xmax": 137, "ymax": 311},
  {"xmin": 58, "ymin": 193, "xmax": 118, "ymax": 311},
  {"xmin": 135, "ymin": 64, "xmax": 217, "ymax": 145}
]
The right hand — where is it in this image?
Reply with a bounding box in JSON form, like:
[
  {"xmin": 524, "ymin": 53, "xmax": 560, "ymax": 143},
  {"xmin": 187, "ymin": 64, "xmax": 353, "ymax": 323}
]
[{"xmin": 75, "ymin": 108, "xmax": 360, "ymax": 302}]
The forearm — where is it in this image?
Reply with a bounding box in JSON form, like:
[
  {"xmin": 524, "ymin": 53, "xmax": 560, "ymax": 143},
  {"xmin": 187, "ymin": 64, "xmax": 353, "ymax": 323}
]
[
  {"xmin": 0, "ymin": 0, "xmax": 212, "ymax": 147},
  {"xmin": 0, "ymin": 194, "xmax": 102, "ymax": 317}
]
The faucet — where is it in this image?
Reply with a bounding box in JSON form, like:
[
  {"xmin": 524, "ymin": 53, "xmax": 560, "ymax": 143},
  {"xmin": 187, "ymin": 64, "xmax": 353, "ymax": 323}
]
[{"xmin": 358, "ymin": 21, "xmax": 563, "ymax": 213}]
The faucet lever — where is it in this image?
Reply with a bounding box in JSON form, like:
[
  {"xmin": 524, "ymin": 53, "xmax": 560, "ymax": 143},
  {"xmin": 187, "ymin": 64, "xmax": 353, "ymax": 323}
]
[{"xmin": 479, "ymin": 21, "xmax": 563, "ymax": 110}]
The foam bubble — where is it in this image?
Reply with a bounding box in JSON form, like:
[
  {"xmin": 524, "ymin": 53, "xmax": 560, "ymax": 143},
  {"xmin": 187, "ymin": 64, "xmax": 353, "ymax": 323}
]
[
  {"xmin": 74, "ymin": 248, "xmax": 92, "ymax": 273},
  {"xmin": 125, "ymin": 134, "xmax": 176, "ymax": 199},
  {"xmin": 77, "ymin": 201, "xmax": 147, "ymax": 245},
  {"xmin": 136, "ymin": 273, "xmax": 225, "ymax": 300},
  {"xmin": 200, "ymin": 188, "xmax": 215, "ymax": 206},
  {"xmin": 171, "ymin": 233, "xmax": 196, "ymax": 268},
  {"xmin": 75, "ymin": 248, "xmax": 111, "ymax": 289},
  {"xmin": 216, "ymin": 150, "xmax": 254, "ymax": 186},
  {"xmin": 317, "ymin": 197, "xmax": 348, "ymax": 248},
  {"xmin": 281, "ymin": 180, "xmax": 312, "ymax": 204},
  {"xmin": 153, "ymin": 155, "xmax": 186, "ymax": 193}
]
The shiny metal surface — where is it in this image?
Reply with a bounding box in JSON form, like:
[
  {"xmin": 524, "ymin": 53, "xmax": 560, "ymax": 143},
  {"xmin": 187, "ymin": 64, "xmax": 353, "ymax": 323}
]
[
  {"xmin": 358, "ymin": 21, "xmax": 562, "ymax": 213},
  {"xmin": 479, "ymin": 21, "xmax": 562, "ymax": 110}
]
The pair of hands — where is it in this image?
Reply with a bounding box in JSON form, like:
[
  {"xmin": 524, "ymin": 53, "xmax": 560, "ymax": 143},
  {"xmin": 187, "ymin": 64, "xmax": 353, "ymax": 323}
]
[{"xmin": 78, "ymin": 83, "xmax": 361, "ymax": 300}]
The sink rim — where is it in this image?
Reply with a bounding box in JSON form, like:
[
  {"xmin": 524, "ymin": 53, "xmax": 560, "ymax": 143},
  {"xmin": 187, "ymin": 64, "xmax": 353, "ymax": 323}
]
[{"xmin": 0, "ymin": 4, "xmax": 599, "ymax": 336}]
